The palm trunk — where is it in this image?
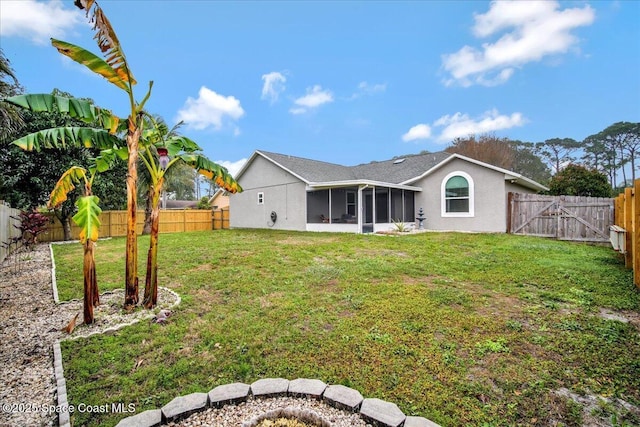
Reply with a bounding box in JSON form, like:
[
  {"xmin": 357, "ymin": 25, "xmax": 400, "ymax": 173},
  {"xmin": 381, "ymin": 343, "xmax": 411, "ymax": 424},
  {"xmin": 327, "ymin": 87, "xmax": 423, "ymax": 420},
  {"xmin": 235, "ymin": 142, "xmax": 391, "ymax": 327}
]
[
  {"xmin": 142, "ymin": 188, "xmax": 153, "ymax": 235},
  {"xmin": 124, "ymin": 126, "xmax": 140, "ymax": 308},
  {"xmin": 83, "ymin": 239, "xmax": 98, "ymax": 324},
  {"xmin": 143, "ymin": 180, "xmax": 162, "ymax": 308}
]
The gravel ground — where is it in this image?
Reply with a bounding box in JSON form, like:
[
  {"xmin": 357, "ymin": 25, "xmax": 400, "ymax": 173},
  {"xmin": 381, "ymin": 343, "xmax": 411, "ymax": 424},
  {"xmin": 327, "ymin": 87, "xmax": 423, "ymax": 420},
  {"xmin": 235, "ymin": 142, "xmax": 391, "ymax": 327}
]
[
  {"xmin": 167, "ymin": 397, "xmax": 370, "ymax": 427},
  {"xmin": 0, "ymin": 245, "xmax": 374, "ymax": 427}
]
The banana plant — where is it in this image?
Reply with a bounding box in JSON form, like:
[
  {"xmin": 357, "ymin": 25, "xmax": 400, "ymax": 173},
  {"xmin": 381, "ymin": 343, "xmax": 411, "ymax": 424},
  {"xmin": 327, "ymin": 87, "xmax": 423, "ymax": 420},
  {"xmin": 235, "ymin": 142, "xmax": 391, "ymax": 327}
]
[
  {"xmin": 48, "ymin": 166, "xmax": 102, "ymax": 325},
  {"xmin": 138, "ymin": 118, "xmax": 242, "ymax": 308},
  {"xmin": 7, "ymin": 0, "xmax": 152, "ymax": 309}
]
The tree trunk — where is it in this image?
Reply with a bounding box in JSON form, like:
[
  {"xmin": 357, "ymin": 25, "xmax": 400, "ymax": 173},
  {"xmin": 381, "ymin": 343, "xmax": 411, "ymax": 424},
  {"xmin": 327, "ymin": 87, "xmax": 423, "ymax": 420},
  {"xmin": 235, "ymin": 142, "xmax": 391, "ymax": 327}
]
[
  {"xmin": 143, "ymin": 181, "xmax": 162, "ymax": 309},
  {"xmin": 142, "ymin": 188, "xmax": 153, "ymax": 235},
  {"xmin": 83, "ymin": 240, "xmax": 98, "ymax": 324},
  {"xmin": 124, "ymin": 125, "xmax": 140, "ymax": 308},
  {"xmin": 62, "ymin": 217, "xmax": 72, "ymax": 241}
]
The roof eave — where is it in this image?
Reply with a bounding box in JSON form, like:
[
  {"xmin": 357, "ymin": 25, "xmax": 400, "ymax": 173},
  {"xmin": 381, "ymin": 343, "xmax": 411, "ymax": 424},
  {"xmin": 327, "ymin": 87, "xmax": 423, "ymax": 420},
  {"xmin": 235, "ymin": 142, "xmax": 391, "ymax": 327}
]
[
  {"xmin": 505, "ymin": 174, "xmax": 549, "ymax": 192},
  {"xmin": 401, "ymin": 153, "xmax": 548, "ymax": 191},
  {"xmin": 237, "ymin": 150, "xmax": 311, "ymax": 184},
  {"xmin": 308, "ymin": 180, "xmax": 421, "ymax": 191}
]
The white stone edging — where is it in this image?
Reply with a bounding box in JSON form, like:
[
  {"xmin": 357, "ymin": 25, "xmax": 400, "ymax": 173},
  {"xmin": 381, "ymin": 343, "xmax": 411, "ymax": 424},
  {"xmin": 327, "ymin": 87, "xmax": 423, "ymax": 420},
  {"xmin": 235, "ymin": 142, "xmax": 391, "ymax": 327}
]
[{"xmin": 49, "ymin": 244, "xmax": 59, "ymax": 304}]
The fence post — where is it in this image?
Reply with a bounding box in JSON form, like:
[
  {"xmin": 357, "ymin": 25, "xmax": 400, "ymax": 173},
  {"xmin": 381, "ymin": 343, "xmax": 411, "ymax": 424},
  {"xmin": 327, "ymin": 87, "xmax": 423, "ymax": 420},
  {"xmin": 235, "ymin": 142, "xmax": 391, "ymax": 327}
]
[
  {"xmin": 634, "ymin": 180, "xmax": 640, "ymax": 289},
  {"xmin": 624, "ymin": 188, "xmax": 633, "ymax": 268},
  {"xmin": 506, "ymin": 192, "xmax": 513, "ymax": 233}
]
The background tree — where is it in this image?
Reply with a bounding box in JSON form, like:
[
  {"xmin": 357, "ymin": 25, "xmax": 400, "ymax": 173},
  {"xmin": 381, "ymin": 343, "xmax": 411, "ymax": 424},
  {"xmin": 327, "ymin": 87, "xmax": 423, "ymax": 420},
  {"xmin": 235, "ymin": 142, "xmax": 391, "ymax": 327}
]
[
  {"xmin": 582, "ymin": 132, "xmax": 613, "ymax": 182},
  {"xmin": 510, "ymin": 140, "xmax": 552, "ymax": 185},
  {"xmin": 445, "ymin": 133, "xmax": 515, "ymax": 170},
  {"xmin": 599, "ymin": 122, "xmax": 640, "ymax": 184},
  {"xmin": 0, "ymin": 49, "xmax": 24, "ymax": 142},
  {"xmin": 444, "ymin": 133, "xmax": 551, "ymax": 184},
  {"xmin": 0, "ymin": 92, "xmax": 126, "ymax": 240},
  {"xmin": 164, "ymin": 162, "xmax": 198, "ymax": 200},
  {"xmin": 547, "ymin": 164, "xmax": 612, "ymax": 197},
  {"xmin": 535, "ymin": 138, "xmax": 580, "ymax": 174}
]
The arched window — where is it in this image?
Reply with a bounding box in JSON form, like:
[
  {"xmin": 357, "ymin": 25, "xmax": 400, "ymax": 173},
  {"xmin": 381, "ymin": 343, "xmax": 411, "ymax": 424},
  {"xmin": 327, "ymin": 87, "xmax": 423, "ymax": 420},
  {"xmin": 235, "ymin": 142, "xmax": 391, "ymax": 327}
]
[{"xmin": 441, "ymin": 172, "xmax": 474, "ymax": 217}]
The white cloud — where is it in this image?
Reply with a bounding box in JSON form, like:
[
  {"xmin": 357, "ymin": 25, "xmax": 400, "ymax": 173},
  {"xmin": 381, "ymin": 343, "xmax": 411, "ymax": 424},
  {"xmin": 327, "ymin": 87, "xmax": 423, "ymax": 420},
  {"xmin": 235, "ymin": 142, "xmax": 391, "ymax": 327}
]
[
  {"xmin": 442, "ymin": 0, "xmax": 595, "ymax": 87},
  {"xmin": 176, "ymin": 86, "xmax": 244, "ymax": 131},
  {"xmin": 261, "ymin": 71, "xmax": 286, "ymax": 104},
  {"xmin": 0, "ymin": 0, "xmax": 84, "ymax": 45},
  {"xmin": 402, "ymin": 124, "xmax": 432, "ymax": 142},
  {"xmin": 358, "ymin": 81, "xmax": 387, "ymax": 95},
  {"xmin": 433, "ymin": 109, "xmax": 526, "ymax": 142},
  {"xmin": 215, "ymin": 158, "xmax": 247, "ymax": 178},
  {"xmin": 289, "ymin": 85, "xmax": 333, "ymax": 114},
  {"xmin": 348, "ymin": 81, "xmax": 387, "ymax": 100},
  {"xmin": 288, "ymin": 107, "xmax": 307, "ymax": 115}
]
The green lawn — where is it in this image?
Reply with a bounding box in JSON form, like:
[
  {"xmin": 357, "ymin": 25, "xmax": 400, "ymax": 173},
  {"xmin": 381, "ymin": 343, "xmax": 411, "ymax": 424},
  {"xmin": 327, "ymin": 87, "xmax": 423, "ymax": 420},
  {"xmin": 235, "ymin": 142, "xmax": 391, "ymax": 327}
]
[{"xmin": 53, "ymin": 230, "xmax": 640, "ymax": 427}]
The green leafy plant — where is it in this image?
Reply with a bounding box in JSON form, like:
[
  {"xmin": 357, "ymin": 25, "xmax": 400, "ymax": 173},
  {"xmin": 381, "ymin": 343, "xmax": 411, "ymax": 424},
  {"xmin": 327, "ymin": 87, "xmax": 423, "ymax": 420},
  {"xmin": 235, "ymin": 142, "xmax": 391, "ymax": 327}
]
[
  {"xmin": 196, "ymin": 196, "xmax": 210, "ymax": 210},
  {"xmin": 392, "ymin": 219, "xmax": 409, "ymax": 232},
  {"xmin": 475, "ymin": 337, "xmax": 510, "ymax": 356}
]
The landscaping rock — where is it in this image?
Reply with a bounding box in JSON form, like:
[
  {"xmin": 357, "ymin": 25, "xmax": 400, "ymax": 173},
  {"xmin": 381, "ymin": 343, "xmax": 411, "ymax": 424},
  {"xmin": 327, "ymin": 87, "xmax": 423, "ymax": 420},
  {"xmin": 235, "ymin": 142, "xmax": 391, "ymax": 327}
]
[
  {"xmin": 404, "ymin": 415, "xmax": 442, "ymax": 427},
  {"xmin": 115, "ymin": 409, "xmax": 162, "ymax": 427},
  {"xmin": 251, "ymin": 378, "xmax": 290, "ymax": 398},
  {"xmin": 322, "ymin": 384, "xmax": 363, "ymax": 412},
  {"xmin": 288, "ymin": 378, "xmax": 327, "ymax": 399},
  {"xmin": 359, "ymin": 398, "xmax": 405, "ymax": 427},
  {"xmin": 161, "ymin": 392, "xmax": 208, "ymax": 422},
  {"xmin": 208, "ymin": 382, "xmax": 251, "ymax": 408}
]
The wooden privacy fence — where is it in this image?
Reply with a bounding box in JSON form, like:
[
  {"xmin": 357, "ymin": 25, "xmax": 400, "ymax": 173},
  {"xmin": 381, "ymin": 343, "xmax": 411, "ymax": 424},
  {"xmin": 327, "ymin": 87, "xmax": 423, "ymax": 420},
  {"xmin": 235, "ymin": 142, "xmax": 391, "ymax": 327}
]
[
  {"xmin": 613, "ymin": 180, "xmax": 640, "ymax": 288},
  {"xmin": 507, "ymin": 193, "xmax": 614, "ymax": 243},
  {"xmin": 39, "ymin": 209, "xmax": 218, "ymax": 242},
  {"xmin": 212, "ymin": 208, "xmax": 229, "ymax": 230},
  {"xmin": 0, "ymin": 203, "xmax": 21, "ymax": 263}
]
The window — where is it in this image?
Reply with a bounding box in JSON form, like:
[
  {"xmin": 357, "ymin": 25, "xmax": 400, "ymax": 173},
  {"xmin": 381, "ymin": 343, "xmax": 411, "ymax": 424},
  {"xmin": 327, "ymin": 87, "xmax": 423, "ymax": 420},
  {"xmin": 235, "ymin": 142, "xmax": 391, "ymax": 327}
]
[
  {"xmin": 346, "ymin": 190, "xmax": 356, "ymax": 216},
  {"xmin": 257, "ymin": 192, "xmax": 264, "ymax": 205},
  {"xmin": 441, "ymin": 172, "xmax": 474, "ymax": 217}
]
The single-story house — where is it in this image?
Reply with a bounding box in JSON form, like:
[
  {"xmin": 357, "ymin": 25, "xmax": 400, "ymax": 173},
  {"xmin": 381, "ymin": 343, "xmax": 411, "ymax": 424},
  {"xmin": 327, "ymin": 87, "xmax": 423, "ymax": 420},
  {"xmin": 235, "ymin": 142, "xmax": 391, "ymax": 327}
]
[
  {"xmin": 230, "ymin": 150, "xmax": 548, "ymax": 233},
  {"xmin": 209, "ymin": 190, "xmax": 230, "ymax": 210}
]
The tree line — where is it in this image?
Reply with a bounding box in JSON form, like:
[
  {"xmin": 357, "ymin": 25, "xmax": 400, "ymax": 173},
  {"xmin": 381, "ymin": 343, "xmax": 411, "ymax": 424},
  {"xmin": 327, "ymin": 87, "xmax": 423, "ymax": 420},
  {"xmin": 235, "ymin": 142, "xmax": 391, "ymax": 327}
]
[{"xmin": 443, "ymin": 124, "xmax": 639, "ymax": 198}]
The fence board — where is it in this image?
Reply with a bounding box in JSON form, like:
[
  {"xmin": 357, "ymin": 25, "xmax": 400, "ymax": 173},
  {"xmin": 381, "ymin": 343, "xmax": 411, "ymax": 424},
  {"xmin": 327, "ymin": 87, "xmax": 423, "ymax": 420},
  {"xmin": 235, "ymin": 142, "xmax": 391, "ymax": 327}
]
[
  {"xmin": 614, "ymin": 180, "xmax": 640, "ymax": 288},
  {"xmin": 0, "ymin": 203, "xmax": 21, "ymax": 263},
  {"xmin": 508, "ymin": 193, "xmax": 614, "ymax": 243}
]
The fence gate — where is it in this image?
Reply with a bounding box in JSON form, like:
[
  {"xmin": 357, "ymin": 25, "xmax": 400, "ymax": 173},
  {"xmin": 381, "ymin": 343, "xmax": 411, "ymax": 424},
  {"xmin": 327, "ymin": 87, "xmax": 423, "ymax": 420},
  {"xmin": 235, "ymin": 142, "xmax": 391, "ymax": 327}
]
[
  {"xmin": 212, "ymin": 208, "xmax": 229, "ymax": 230},
  {"xmin": 507, "ymin": 193, "xmax": 614, "ymax": 243}
]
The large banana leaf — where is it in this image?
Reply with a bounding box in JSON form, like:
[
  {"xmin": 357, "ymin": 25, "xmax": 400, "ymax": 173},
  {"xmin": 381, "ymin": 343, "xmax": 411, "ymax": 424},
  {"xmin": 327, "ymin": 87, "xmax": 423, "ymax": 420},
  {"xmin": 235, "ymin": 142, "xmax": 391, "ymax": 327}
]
[
  {"xmin": 6, "ymin": 94, "xmax": 123, "ymax": 133},
  {"xmin": 51, "ymin": 39, "xmax": 132, "ymax": 91},
  {"xmin": 94, "ymin": 147, "xmax": 129, "ymax": 173},
  {"xmin": 179, "ymin": 153, "xmax": 242, "ymax": 194},
  {"xmin": 48, "ymin": 166, "xmax": 87, "ymax": 209},
  {"xmin": 12, "ymin": 127, "xmax": 121, "ymax": 151},
  {"xmin": 165, "ymin": 136, "xmax": 202, "ymax": 156},
  {"xmin": 73, "ymin": 0, "xmax": 135, "ymax": 89},
  {"xmin": 73, "ymin": 195, "xmax": 102, "ymax": 244}
]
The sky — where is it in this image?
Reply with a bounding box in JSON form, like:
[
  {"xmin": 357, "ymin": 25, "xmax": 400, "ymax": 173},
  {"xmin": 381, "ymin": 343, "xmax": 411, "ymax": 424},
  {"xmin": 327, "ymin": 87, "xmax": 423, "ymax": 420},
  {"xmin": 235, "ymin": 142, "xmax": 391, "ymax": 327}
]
[{"xmin": 1, "ymin": 0, "xmax": 639, "ymax": 177}]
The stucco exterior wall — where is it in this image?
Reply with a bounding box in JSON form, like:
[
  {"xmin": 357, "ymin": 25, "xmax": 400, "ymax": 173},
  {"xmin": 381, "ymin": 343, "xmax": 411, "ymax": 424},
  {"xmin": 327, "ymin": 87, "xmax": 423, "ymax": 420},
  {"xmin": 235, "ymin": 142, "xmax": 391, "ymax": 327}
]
[
  {"xmin": 414, "ymin": 158, "xmax": 534, "ymax": 233},
  {"xmin": 230, "ymin": 156, "xmax": 307, "ymax": 230}
]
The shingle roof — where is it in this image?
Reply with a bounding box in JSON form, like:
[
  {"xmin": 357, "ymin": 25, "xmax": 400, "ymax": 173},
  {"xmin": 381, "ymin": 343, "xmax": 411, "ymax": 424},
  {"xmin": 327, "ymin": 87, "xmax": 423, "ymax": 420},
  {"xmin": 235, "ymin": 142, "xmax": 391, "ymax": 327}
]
[
  {"xmin": 257, "ymin": 150, "xmax": 356, "ymax": 182},
  {"xmin": 257, "ymin": 150, "xmax": 452, "ymax": 184}
]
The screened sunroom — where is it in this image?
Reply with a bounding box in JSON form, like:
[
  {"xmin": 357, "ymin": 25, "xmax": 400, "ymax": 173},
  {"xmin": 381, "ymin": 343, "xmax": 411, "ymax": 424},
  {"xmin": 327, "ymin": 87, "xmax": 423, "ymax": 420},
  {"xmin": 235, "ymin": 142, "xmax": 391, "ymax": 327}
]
[{"xmin": 305, "ymin": 182, "xmax": 419, "ymax": 233}]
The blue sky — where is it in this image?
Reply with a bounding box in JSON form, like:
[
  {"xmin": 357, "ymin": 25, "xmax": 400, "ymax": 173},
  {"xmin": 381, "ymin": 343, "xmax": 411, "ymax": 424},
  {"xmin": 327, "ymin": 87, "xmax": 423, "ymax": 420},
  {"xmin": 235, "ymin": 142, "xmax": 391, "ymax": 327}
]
[{"xmin": 1, "ymin": 0, "xmax": 639, "ymax": 176}]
